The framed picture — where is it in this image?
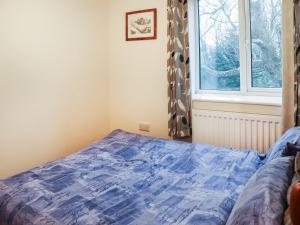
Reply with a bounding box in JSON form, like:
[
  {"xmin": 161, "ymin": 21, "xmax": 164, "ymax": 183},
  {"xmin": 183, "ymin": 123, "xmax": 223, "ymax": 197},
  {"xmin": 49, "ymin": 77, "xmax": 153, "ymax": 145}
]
[{"xmin": 126, "ymin": 8, "xmax": 157, "ymax": 41}]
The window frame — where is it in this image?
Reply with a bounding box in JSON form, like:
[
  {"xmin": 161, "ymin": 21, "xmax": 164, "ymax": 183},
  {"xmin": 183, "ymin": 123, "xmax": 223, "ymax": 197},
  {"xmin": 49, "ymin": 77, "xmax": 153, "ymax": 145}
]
[{"xmin": 189, "ymin": 0, "xmax": 282, "ymax": 97}]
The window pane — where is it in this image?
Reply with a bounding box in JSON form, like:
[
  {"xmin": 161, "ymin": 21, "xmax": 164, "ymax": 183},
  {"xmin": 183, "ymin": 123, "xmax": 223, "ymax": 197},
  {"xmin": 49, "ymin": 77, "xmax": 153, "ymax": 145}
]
[
  {"xmin": 198, "ymin": 0, "xmax": 240, "ymax": 91},
  {"xmin": 250, "ymin": 0, "xmax": 282, "ymax": 88}
]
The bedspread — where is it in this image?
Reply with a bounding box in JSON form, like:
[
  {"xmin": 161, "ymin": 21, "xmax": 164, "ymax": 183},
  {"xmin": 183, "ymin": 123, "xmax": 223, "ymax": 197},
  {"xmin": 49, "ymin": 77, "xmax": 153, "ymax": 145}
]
[{"xmin": 0, "ymin": 130, "xmax": 265, "ymax": 225}]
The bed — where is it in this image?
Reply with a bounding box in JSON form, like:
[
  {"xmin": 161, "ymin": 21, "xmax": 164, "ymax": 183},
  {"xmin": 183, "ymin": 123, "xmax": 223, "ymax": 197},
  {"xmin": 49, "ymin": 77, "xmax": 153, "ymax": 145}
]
[{"xmin": 0, "ymin": 128, "xmax": 298, "ymax": 225}]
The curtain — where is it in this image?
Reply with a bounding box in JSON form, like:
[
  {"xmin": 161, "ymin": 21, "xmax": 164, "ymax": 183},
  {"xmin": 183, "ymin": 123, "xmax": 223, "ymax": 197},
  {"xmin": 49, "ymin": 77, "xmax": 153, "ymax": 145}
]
[
  {"xmin": 295, "ymin": 0, "xmax": 300, "ymax": 126},
  {"xmin": 167, "ymin": 0, "xmax": 191, "ymax": 138},
  {"xmin": 282, "ymin": 0, "xmax": 297, "ymax": 132}
]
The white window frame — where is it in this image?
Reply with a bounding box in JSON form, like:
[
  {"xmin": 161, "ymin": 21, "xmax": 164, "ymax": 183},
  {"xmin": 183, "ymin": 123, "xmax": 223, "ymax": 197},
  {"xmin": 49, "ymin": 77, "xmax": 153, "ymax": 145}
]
[{"xmin": 188, "ymin": 0, "xmax": 282, "ymax": 98}]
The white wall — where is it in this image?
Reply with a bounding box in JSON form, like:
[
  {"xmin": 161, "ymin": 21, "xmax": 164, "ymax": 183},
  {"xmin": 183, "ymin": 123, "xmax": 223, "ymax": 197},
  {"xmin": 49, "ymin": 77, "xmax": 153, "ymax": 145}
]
[
  {"xmin": 0, "ymin": 0, "xmax": 169, "ymax": 178},
  {"xmin": 108, "ymin": 0, "xmax": 169, "ymax": 138},
  {"xmin": 0, "ymin": 0, "xmax": 109, "ymax": 178}
]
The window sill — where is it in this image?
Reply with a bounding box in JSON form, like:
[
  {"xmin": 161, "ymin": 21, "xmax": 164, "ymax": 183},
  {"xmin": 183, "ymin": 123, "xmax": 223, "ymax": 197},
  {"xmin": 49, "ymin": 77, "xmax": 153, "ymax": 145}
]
[{"xmin": 192, "ymin": 94, "xmax": 282, "ymax": 106}]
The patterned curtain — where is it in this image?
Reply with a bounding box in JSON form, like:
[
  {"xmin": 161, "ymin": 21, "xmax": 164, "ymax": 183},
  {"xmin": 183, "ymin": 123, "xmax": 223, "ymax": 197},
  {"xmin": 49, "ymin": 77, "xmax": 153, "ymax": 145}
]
[{"xmin": 167, "ymin": 0, "xmax": 191, "ymax": 138}]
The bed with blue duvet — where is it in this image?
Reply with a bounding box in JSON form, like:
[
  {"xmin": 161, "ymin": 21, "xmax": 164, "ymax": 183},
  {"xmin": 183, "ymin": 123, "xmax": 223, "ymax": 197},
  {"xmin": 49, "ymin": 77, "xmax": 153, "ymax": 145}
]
[{"xmin": 0, "ymin": 128, "xmax": 299, "ymax": 225}]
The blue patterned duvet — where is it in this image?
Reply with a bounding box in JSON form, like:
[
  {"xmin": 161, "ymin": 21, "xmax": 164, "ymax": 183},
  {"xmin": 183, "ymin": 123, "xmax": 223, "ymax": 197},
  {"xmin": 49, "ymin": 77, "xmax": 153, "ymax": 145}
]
[{"xmin": 0, "ymin": 130, "xmax": 266, "ymax": 225}]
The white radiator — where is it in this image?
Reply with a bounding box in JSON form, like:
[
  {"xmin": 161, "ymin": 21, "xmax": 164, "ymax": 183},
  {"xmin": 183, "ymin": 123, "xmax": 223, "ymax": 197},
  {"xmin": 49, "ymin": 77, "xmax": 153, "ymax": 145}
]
[{"xmin": 192, "ymin": 109, "xmax": 282, "ymax": 153}]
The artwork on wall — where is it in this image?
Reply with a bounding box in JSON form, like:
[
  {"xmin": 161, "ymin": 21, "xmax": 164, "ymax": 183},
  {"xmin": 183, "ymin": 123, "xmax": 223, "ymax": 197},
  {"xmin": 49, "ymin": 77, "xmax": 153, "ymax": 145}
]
[{"xmin": 126, "ymin": 8, "xmax": 157, "ymax": 41}]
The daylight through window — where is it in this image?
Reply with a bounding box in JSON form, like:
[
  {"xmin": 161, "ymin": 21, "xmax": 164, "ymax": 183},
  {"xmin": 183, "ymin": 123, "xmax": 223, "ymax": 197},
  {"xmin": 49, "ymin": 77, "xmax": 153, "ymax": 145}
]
[{"xmin": 196, "ymin": 0, "xmax": 282, "ymax": 93}]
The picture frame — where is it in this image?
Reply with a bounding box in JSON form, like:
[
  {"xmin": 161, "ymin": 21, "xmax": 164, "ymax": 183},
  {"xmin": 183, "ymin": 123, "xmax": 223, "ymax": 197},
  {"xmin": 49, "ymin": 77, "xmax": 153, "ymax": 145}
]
[{"xmin": 126, "ymin": 8, "xmax": 157, "ymax": 41}]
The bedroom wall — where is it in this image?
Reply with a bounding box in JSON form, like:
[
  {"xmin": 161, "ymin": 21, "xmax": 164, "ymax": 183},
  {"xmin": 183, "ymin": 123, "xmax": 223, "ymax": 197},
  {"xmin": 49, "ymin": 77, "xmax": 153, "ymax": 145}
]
[
  {"xmin": 0, "ymin": 0, "xmax": 109, "ymax": 178},
  {"xmin": 108, "ymin": 0, "xmax": 169, "ymax": 138}
]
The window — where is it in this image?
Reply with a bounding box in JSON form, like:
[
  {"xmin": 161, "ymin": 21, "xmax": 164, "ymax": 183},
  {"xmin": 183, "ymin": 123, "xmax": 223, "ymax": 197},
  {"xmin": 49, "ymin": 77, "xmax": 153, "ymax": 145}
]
[
  {"xmin": 249, "ymin": 0, "xmax": 282, "ymax": 89},
  {"xmin": 192, "ymin": 0, "xmax": 282, "ymax": 95}
]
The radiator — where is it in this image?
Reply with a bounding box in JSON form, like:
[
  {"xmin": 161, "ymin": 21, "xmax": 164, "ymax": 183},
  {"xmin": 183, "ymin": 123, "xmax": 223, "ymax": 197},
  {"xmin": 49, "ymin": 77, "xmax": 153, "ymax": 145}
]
[{"xmin": 192, "ymin": 109, "xmax": 282, "ymax": 153}]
